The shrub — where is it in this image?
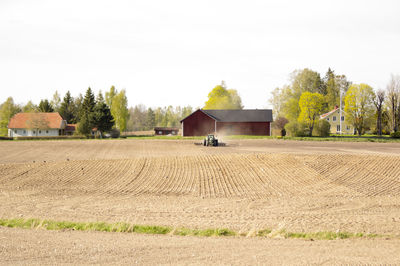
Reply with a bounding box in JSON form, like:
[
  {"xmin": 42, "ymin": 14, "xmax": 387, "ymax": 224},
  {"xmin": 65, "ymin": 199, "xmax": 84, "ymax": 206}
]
[
  {"xmin": 109, "ymin": 129, "xmax": 120, "ymax": 138},
  {"xmin": 390, "ymin": 131, "xmax": 400, "ymax": 138},
  {"xmin": 285, "ymin": 120, "xmax": 307, "ymax": 137},
  {"xmin": 314, "ymin": 120, "xmax": 330, "ymax": 137}
]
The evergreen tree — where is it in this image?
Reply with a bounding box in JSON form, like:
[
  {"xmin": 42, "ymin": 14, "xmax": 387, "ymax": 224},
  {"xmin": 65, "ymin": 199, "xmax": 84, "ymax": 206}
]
[
  {"xmin": 59, "ymin": 91, "xmax": 76, "ymax": 123},
  {"xmin": 38, "ymin": 99, "xmax": 54, "ymax": 112},
  {"xmin": 93, "ymin": 92, "xmax": 114, "ymax": 137},
  {"xmin": 324, "ymin": 68, "xmax": 338, "ymax": 109},
  {"xmin": 323, "ymin": 68, "xmax": 351, "ymax": 110},
  {"xmin": 77, "ymin": 87, "xmax": 96, "ymax": 136}
]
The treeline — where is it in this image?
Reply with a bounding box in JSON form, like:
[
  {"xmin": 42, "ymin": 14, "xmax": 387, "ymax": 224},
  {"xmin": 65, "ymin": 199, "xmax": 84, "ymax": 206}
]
[
  {"xmin": 0, "ymin": 85, "xmax": 196, "ymax": 136},
  {"xmin": 0, "ymin": 81, "xmax": 244, "ymax": 136},
  {"xmin": 0, "ymin": 86, "xmax": 128, "ymax": 137},
  {"xmin": 270, "ymin": 68, "xmax": 400, "ymax": 136},
  {"xmin": 124, "ymin": 81, "xmax": 242, "ymax": 132},
  {"xmin": 126, "ymin": 105, "xmax": 193, "ymax": 131}
]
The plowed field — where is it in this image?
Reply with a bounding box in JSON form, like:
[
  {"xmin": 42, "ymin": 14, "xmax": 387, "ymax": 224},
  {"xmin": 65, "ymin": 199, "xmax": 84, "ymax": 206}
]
[{"xmin": 1, "ymin": 139, "xmax": 400, "ymax": 264}]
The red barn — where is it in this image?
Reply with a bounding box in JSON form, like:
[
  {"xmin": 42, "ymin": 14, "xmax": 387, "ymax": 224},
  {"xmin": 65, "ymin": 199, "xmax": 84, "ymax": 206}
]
[{"xmin": 180, "ymin": 109, "xmax": 273, "ymax": 136}]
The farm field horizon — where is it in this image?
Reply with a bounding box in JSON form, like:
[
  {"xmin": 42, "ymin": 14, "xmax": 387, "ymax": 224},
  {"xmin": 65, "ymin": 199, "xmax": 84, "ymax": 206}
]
[{"xmin": 1, "ymin": 139, "xmax": 400, "ymax": 264}]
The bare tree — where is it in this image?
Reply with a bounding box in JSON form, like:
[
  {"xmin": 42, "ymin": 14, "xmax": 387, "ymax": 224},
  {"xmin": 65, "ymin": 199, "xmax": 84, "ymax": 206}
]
[
  {"xmin": 273, "ymin": 116, "xmax": 289, "ymax": 136},
  {"xmin": 373, "ymin": 89, "xmax": 385, "ymax": 136},
  {"xmin": 386, "ymin": 75, "xmax": 400, "ymax": 132},
  {"xmin": 26, "ymin": 113, "xmax": 49, "ymax": 134}
]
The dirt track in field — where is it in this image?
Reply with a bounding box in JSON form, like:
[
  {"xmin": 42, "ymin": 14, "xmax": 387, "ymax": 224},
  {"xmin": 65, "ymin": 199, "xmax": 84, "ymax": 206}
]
[{"xmin": 1, "ymin": 139, "xmax": 400, "ymax": 264}]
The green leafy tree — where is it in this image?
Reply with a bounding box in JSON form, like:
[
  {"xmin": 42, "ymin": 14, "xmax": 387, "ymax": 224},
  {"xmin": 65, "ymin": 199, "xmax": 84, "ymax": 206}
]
[
  {"xmin": 0, "ymin": 97, "xmax": 21, "ymax": 136},
  {"xmin": 110, "ymin": 89, "xmax": 129, "ymax": 132},
  {"xmin": 146, "ymin": 108, "xmax": 156, "ymax": 130},
  {"xmin": 314, "ymin": 119, "xmax": 331, "ymax": 137},
  {"xmin": 291, "ymin": 69, "xmax": 324, "ymax": 95},
  {"xmin": 105, "ymin": 85, "xmax": 117, "ymax": 107},
  {"xmin": 59, "ymin": 91, "xmax": 76, "ymax": 123},
  {"xmin": 285, "ymin": 120, "xmax": 307, "ymax": 137},
  {"xmin": 298, "ymin": 92, "xmax": 325, "ymax": 136},
  {"xmin": 280, "ymin": 69, "xmax": 325, "ymax": 121},
  {"xmin": 344, "ymin": 84, "xmax": 375, "ymax": 135},
  {"xmin": 181, "ymin": 106, "xmax": 193, "ymax": 119},
  {"xmin": 204, "ymin": 82, "xmax": 243, "ymax": 109},
  {"xmin": 127, "ymin": 104, "xmax": 147, "ymax": 131},
  {"xmin": 50, "ymin": 90, "xmax": 61, "ymax": 112},
  {"xmin": 73, "ymin": 94, "xmax": 83, "ymax": 123},
  {"xmin": 22, "ymin": 101, "xmax": 37, "ymax": 113},
  {"xmin": 38, "ymin": 99, "xmax": 54, "ymax": 112},
  {"xmin": 269, "ymin": 86, "xmax": 287, "ymax": 119},
  {"xmin": 77, "ymin": 87, "xmax": 96, "ymax": 136}
]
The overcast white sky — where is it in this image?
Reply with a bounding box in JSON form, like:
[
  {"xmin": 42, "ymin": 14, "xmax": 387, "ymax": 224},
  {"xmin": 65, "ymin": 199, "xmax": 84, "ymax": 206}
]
[{"xmin": 1, "ymin": 0, "xmax": 399, "ymax": 109}]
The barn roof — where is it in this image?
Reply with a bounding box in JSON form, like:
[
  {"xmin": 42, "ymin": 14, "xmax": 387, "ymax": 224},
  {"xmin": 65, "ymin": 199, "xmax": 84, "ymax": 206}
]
[
  {"xmin": 8, "ymin": 112, "xmax": 65, "ymax": 129},
  {"xmin": 181, "ymin": 109, "xmax": 273, "ymax": 123}
]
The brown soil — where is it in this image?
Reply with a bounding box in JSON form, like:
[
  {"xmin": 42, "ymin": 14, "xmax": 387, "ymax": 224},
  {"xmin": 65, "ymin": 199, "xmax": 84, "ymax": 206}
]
[
  {"xmin": 1, "ymin": 139, "xmax": 400, "ymax": 264},
  {"xmin": 1, "ymin": 226, "xmax": 399, "ymax": 265}
]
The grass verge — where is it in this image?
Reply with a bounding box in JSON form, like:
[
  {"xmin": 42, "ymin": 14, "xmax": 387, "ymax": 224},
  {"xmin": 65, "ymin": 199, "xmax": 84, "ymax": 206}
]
[
  {"xmin": 0, "ymin": 218, "xmax": 390, "ymax": 240},
  {"xmin": 0, "ymin": 218, "xmax": 172, "ymax": 235}
]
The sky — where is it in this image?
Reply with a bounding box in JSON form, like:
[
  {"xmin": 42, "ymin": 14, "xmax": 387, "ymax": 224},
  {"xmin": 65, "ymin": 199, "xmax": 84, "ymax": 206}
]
[{"xmin": 1, "ymin": 0, "xmax": 399, "ymax": 109}]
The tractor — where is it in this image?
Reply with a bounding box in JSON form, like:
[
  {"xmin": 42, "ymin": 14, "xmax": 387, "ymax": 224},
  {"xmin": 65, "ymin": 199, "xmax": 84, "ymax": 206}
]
[{"xmin": 203, "ymin": 134, "xmax": 219, "ymax": 146}]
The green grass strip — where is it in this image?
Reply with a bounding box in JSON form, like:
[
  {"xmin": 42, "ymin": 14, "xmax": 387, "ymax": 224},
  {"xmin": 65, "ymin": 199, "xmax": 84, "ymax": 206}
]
[
  {"xmin": 0, "ymin": 218, "xmax": 390, "ymax": 240},
  {"xmin": 0, "ymin": 218, "xmax": 171, "ymax": 235},
  {"xmin": 173, "ymin": 227, "xmax": 236, "ymax": 237}
]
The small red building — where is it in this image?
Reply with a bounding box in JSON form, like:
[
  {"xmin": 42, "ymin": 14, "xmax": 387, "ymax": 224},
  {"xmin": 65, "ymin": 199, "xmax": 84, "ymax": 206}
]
[
  {"xmin": 154, "ymin": 127, "xmax": 179, "ymax": 135},
  {"xmin": 180, "ymin": 109, "xmax": 273, "ymax": 136}
]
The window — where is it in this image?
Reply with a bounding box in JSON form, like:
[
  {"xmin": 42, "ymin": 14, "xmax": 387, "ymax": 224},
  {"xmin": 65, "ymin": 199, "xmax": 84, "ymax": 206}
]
[
  {"xmin": 23, "ymin": 130, "xmax": 26, "ymax": 134},
  {"xmin": 39, "ymin": 130, "xmax": 41, "ymax": 134},
  {"xmin": 14, "ymin": 129, "xmax": 17, "ymax": 134},
  {"xmin": 333, "ymin": 116, "xmax": 336, "ymax": 121},
  {"xmin": 33, "ymin": 130, "xmax": 36, "ymax": 134},
  {"xmin": 337, "ymin": 125, "xmax": 340, "ymax": 132},
  {"xmin": 46, "ymin": 130, "xmax": 49, "ymax": 134},
  {"xmin": 341, "ymin": 116, "xmax": 344, "ymax": 121},
  {"xmin": 346, "ymin": 125, "xmax": 350, "ymax": 130}
]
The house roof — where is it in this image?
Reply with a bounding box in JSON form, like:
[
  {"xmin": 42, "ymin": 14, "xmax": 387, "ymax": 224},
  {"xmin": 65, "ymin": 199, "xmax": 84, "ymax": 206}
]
[
  {"xmin": 181, "ymin": 109, "xmax": 273, "ymax": 123},
  {"xmin": 65, "ymin": 124, "xmax": 77, "ymax": 132},
  {"xmin": 8, "ymin": 112, "xmax": 65, "ymax": 129},
  {"xmin": 154, "ymin": 127, "xmax": 179, "ymax": 131},
  {"xmin": 320, "ymin": 106, "xmax": 340, "ymax": 119}
]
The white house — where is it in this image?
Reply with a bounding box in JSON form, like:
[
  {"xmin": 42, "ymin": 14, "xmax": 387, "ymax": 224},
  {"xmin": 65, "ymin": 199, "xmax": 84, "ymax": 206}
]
[{"xmin": 8, "ymin": 112, "xmax": 67, "ymax": 137}]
